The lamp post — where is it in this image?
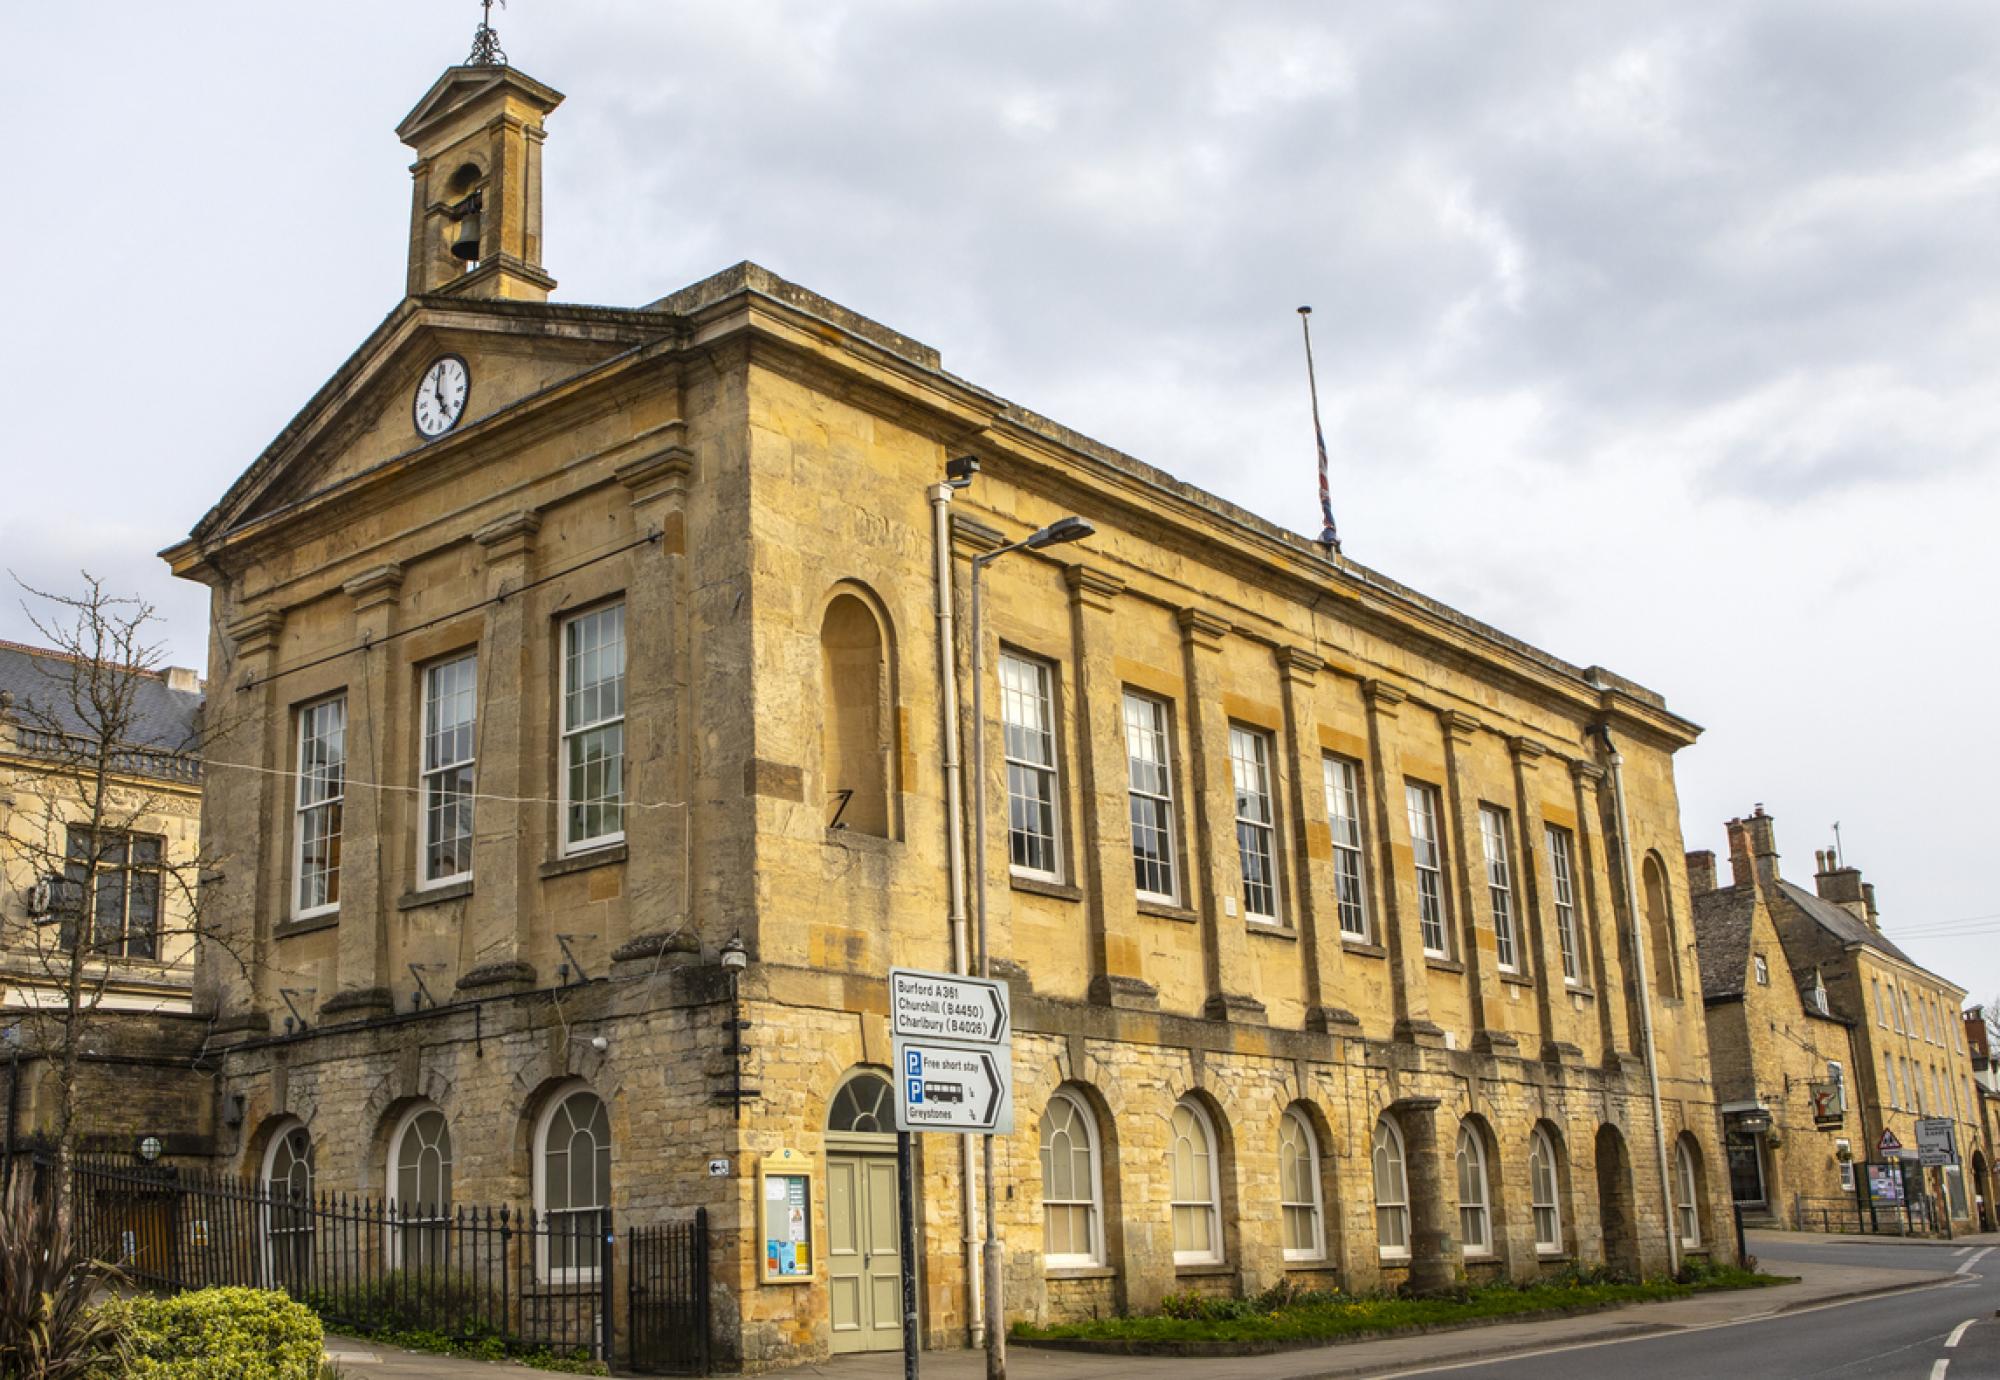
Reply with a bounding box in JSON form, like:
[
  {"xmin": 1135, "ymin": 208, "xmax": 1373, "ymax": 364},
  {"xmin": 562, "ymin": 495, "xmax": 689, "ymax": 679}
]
[{"xmin": 969, "ymin": 515, "xmax": 1093, "ymax": 1380}]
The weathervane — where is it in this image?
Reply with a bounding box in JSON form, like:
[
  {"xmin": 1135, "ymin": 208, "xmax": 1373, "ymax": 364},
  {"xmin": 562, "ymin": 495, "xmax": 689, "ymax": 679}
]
[{"xmin": 467, "ymin": 0, "xmax": 508, "ymax": 67}]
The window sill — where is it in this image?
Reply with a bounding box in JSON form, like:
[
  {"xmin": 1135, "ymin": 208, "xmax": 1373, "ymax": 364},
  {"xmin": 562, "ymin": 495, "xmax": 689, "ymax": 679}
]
[
  {"xmin": 1565, "ymin": 983, "xmax": 1595, "ymax": 998},
  {"xmin": 1500, "ymin": 971, "xmax": 1535, "ymax": 988},
  {"xmin": 274, "ymin": 912, "xmax": 339, "ymax": 939},
  {"xmin": 1010, "ymin": 875, "xmax": 1083, "ymax": 903},
  {"xmin": 1341, "ymin": 939, "xmax": 1387, "ymax": 958},
  {"xmin": 1424, "ymin": 956, "xmax": 1465, "ymax": 974},
  {"xmin": 1247, "ymin": 922, "xmax": 1298, "ymax": 942},
  {"xmin": 1378, "ymin": 1252, "xmax": 1412, "ymax": 1265},
  {"xmin": 824, "ymin": 828, "xmax": 898, "ymax": 853},
  {"xmin": 1535, "ymin": 1250, "xmax": 1571, "ymax": 1262},
  {"xmin": 1045, "ymin": 1264, "xmax": 1117, "ymax": 1280},
  {"xmin": 399, "ymin": 880, "xmax": 472, "ymax": 911},
  {"xmin": 539, "ymin": 844, "xmax": 628, "ymax": 880},
  {"xmin": 1173, "ymin": 1261, "xmax": 1233, "ymax": 1276},
  {"xmin": 1138, "ymin": 898, "xmax": 1198, "ymax": 923}
]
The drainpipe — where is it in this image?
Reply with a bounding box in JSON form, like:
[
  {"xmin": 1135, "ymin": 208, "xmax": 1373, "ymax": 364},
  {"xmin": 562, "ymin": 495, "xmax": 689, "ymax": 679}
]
[
  {"xmin": 931, "ymin": 481, "xmax": 985, "ymax": 1346},
  {"xmin": 1596, "ymin": 722, "xmax": 1681, "ymax": 1276}
]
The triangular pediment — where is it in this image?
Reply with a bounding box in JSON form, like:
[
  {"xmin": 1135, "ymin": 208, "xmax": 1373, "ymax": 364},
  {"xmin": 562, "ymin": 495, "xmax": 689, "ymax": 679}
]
[
  {"xmin": 397, "ymin": 65, "xmax": 562, "ymax": 147},
  {"xmin": 189, "ymin": 298, "xmax": 664, "ymax": 544}
]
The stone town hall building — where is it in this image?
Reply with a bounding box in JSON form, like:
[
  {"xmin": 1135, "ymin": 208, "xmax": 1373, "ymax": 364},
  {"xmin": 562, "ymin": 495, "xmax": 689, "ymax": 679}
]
[{"xmin": 155, "ymin": 44, "xmax": 1732, "ymax": 1371}]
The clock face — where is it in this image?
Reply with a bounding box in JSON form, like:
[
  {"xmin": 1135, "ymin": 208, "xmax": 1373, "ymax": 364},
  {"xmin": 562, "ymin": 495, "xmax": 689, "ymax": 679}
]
[{"xmin": 413, "ymin": 355, "xmax": 470, "ymax": 439}]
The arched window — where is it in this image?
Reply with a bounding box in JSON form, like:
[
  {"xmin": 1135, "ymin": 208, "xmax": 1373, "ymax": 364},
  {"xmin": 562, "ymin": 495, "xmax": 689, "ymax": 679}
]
[
  {"xmin": 827, "ymin": 1072, "xmax": 895, "ymax": 1134},
  {"xmin": 389, "ymin": 1106, "xmax": 453, "ymax": 1268},
  {"xmin": 821, "ymin": 592, "xmax": 896, "ymax": 837},
  {"xmin": 1529, "ymin": 1127, "xmax": 1563, "ymax": 1254},
  {"xmin": 1169, "ymin": 1099, "xmax": 1221, "ymax": 1264},
  {"xmin": 1039, "ymin": 1091, "xmax": 1103, "ymax": 1266},
  {"xmin": 1674, "ymin": 1138, "xmax": 1703, "ymax": 1247},
  {"xmin": 1279, "ymin": 1107, "xmax": 1324, "ymax": 1261},
  {"xmin": 1456, "ymin": 1123, "xmax": 1491, "ymax": 1257},
  {"xmin": 1372, "ymin": 1116, "xmax": 1410, "ymax": 1260},
  {"xmin": 1643, "ymin": 854, "xmax": 1681, "ymax": 999},
  {"xmin": 535, "ymin": 1085, "xmax": 611, "ymax": 1280},
  {"xmin": 262, "ymin": 1120, "xmax": 315, "ymax": 1285}
]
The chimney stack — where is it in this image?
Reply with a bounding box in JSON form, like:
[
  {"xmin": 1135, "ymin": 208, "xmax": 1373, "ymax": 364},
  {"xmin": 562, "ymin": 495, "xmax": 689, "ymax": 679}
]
[
  {"xmin": 1726, "ymin": 805, "xmax": 1781, "ymax": 889},
  {"xmin": 1686, "ymin": 850, "xmax": 1717, "ymax": 895},
  {"xmin": 163, "ymin": 667, "xmax": 200, "ymax": 695},
  {"xmin": 1813, "ymin": 849, "xmax": 1871, "ymax": 924},
  {"xmin": 1862, "ymin": 882, "xmax": 1880, "ymax": 932}
]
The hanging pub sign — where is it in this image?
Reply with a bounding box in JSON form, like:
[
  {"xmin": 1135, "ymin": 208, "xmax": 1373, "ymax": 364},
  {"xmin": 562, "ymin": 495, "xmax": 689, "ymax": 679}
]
[
  {"xmin": 1809, "ymin": 1080, "xmax": 1845, "ymax": 1128},
  {"xmin": 759, "ymin": 1148, "xmax": 814, "ymax": 1283}
]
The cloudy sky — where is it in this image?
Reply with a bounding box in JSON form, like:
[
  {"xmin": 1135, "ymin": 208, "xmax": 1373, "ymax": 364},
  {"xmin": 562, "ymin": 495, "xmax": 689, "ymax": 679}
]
[{"xmin": 4, "ymin": 2, "xmax": 1996, "ymax": 1009}]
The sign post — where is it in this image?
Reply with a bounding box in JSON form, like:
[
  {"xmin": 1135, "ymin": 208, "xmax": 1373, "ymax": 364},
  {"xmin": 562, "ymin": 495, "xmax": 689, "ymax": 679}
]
[{"xmin": 886, "ymin": 967, "xmax": 1015, "ymax": 1379}]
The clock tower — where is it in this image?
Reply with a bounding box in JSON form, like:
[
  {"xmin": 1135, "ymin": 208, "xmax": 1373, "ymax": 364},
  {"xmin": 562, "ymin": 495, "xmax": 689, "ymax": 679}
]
[{"xmin": 395, "ymin": 31, "xmax": 562, "ymax": 302}]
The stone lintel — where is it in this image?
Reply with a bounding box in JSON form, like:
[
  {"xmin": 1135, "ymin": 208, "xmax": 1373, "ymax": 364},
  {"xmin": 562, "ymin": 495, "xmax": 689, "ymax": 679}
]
[
  {"xmin": 1436, "ymin": 708, "xmax": 1482, "ymax": 743},
  {"xmin": 1064, "ymin": 564, "xmax": 1125, "ymax": 611},
  {"xmin": 472, "ymin": 510, "xmax": 543, "ymax": 561},
  {"xmin": 320, "ymin": 986, "xmax": 395, "ymax": 1023},
  {"xmin": 1202, "ymin": 990, "xmax": 1268, "ymax": 1025},
  {"xmin": 342, "ymin": 563, "xmax": 405, "ymax": 613},
  {"xmin": 1362, "ymin": 679, "xmax": 1407, "ymax": 712},
  {"xmin": 1177, "ymin": 607, "xmax": 1231, "ymax": 651},
  {"xmin": 226, "ymin": 608, "xmax": 286, "ymax": 658},
  {"xmin": 1086, "ymin": 973, "xmax": 1160, "ymax": 1011},
  {"xmin": 1275, "ymin": 645, "xmax": 1325, "ymax": 684},
  {"xmin": 456, "ymin": 959, "xmax": 538, "ymax": 993},
  {"xmin": 950, "ymin": 514, "xmax": 1006, "ymax": 556}
]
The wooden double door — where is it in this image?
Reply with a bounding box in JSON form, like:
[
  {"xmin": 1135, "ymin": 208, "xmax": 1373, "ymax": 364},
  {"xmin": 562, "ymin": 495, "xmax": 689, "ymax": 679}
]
[{"xmin": 826, "ymin": 1151, "xmax": 904, "ymax": 1353}]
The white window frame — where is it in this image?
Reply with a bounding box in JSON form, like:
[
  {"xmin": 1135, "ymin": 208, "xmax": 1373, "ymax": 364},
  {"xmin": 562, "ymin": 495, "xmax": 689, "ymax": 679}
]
[
  {"xmin": 1753, "ymin": 955, "xmax": 1769, "ymax": 986},
  {"xmin": 1836, "ymin": 1139, "xmax": 1854, "ymax": 1192},
  {"xmin": 1529, "ymin": 1127, "xmax": 1562, "ymax": 1253},
  {"xmin": 1674, "ymin": 1140, "xmax": 1702, "ymax": 1248},
  {"xmin": 1546, "ymin": 825, "xmax": 1581, "ymax": 984},
  {"xmin": 1479, "ymin": 806, "xmax": 1518, "ymax": 973},
  {"xmin": 1827, "ymin": 1061, "xmax": 1846, "ymax": 1116},
  {"xmin": 1874, "ymin": 979, "xmax": 1887, "ymax": 1027},
  {"xmin": 386, "ymin": 1104, "xmax": 454, "ymax": 1268},
  {"xmin": 1456, "ymin": 1122, "xmax": 1492, "ymax": 1257},
  {"xmin": 533, "ymin": 1081, "xmax": 612, "ymax": 1283},
  {"xmin": 261, "ymin": 1117, "xmax": 316, "ymax": 1285},
  {"xmin": 1228, "ymin": 725, "xmax": 1280, "ymax": 923},
  {"xmin": 1122, "ymin": 692, "xmax": 1178, "ymax": 905},
  {"xmin": 1039, "ymin": 1090, "xmax": 1104, "ymax": 1267},
  {"xmin": 560, "ymin": 604, "xmax": 627, "ymax": 856},
  {"xmin": 1169, "ymin": 1098, "xmax": 1223, "ymax": 1265},
  {"xmin": 1406, "ymin": 783, "xmax": 1449, "ymax": 958},
  {"xmin": 293, "ymin": 696, "xmax": 346, "ymax": 919},
  {"xmin": 999, "ymin": 651, "xmax": 1063, "ymax": 882},
  {"xmin": 1373, "ymin": 1116, "xmax": 1411, "ymax": 1260},
  {"xmin": 1323, "ymin": 756, "xmax": 1370, "ymax": 941},
  {"xmin": 419, "ymin": 653, "xmax": 478, "ymax": 888},
  {"xmin": 1279, "ymin": 1107, "xmax": 1325, "ymax": 1262}
]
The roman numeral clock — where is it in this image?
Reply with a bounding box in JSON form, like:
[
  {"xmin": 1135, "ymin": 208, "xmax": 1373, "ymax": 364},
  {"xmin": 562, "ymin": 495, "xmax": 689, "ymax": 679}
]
[{"xmin": 413, "ymin": 355, "xmax": 470, "ymax": 439}]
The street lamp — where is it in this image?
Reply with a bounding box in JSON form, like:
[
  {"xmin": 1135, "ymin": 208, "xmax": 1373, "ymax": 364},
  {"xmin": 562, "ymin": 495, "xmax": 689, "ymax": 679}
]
[{"xmin": 969, "ymin": 514, "xmax": 1093, "ymax": 1380}]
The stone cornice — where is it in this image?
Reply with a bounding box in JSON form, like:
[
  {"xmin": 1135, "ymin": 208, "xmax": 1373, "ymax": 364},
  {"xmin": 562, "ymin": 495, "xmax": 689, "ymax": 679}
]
[
  {"xmin": 342, "ymin": 563, "xmax": 405, "ymax": 613},
  {"xmin": 472, "ymin": 510, "xmax": 542, "ymax": 562},
  {"xmin": 226, "ymin": 609, "xmax": 285, "ymax": 659},
  {"xmin": 1176, "ymin": 607, "xmax": 1231, "ymax": 649},
  {"xmin": 1063, "ymin": 564, "xmax": 1125, "ymax": 610},
  {"xmin": 1275, "ymin": 646, "xmax": 1325, "ymax": 684}
]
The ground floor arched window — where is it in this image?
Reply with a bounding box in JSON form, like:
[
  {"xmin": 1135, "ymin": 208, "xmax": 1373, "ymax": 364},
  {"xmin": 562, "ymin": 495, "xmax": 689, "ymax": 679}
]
[
  {"xmin": 1039, "ymin": 1090, "xmax": 1103, "ymax": 1266},
  {"xmin": 1373, "ymin": 1116, "xmax": 1410, "ymax": 1260},
  {"xmin": 1529, "ymin": 1127, "xmax": 1563, "ymax": 1253},
  {"xmin": 1169, "ymin": 1099, "xmax": 1222, "ymax": 1264},
  {"xmin": 1456, "ymin": 1122, "xmax": 1491, "ymax": 1256},
  {"xmin": 1674, "ymin": 1138, "xmax": 1702, "ymax": 1248},
  {"xmin": 535, "ymin": 1084, "xmax": 611, "ymax": 1280},
  {"xmin": 1279, "ymin": 1107, "xmax": 1324, "ymax": 1261}
]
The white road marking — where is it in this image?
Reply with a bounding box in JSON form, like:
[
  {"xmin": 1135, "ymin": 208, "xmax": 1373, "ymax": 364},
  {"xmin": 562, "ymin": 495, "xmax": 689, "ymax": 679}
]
[
  {"xmin": 1946, "ymin": 1320, "xmax": 1975, "ymax": 1348},
  {"xmin": 1930, "ymin": 1360, "xmax": 1949, "ymax": 1380},
  {"xmin": 1955, "ymin": 1246, "xmax": 1973, "ymax": 1257},
  {"xmin": 1956, "ymin": 1248, "xmax": 1993, "ymax": 1277}
]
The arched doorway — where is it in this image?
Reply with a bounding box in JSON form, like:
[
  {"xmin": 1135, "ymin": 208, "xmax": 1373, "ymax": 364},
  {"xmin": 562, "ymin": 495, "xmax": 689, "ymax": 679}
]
[
  {"xmin": 1594, "ymin": 1125, "xmax": 1640, "ymax": 1280},
  {"xmin": 825, "ymin": 1071, "xmax": 904, "ymax": 1354}
]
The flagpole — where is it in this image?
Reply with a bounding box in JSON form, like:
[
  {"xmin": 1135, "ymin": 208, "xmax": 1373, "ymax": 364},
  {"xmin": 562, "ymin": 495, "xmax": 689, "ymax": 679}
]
[{"xmin": 1297, "ymin": 306, "xmax": 1341, "ymax": 554}]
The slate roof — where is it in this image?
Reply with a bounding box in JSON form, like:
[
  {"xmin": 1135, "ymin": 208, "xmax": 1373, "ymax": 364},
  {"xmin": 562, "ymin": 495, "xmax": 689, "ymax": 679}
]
[
  {"xmin": 1775, "ymin": 879, "xmax": 1919, "ymax": 968},
  {"xmin": 1693, "ymin": 884, "xmax": 1755, "ymax": 1001},
  {"xmin": 0, "ymin": 640, "xmax": 203, "ymax": 771}
]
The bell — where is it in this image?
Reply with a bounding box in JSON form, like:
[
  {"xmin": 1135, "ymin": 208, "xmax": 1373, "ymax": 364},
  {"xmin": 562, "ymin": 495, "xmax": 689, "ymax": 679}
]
[{"xmin": 449, "ymin": 206, "xmax": 483, "ymax": 263}]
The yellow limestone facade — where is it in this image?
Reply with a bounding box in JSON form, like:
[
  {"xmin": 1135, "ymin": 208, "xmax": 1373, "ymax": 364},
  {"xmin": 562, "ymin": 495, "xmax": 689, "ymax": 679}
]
[{"xmin": 162, "ymin": 54, "xmax": 1733, "ymax": 1370}]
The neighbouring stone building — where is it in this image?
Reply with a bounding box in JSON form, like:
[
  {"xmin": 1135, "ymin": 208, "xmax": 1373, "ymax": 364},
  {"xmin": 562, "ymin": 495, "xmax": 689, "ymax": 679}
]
[
  {"xmin": 1688, "ymin": 810, "xmax": 1982, "ymax": 1232},
  {"xmin": 1968, "ymin": 1008, "xmax": 1998, "ymax": 1230},
  {"xmin": 0, "ymin": 639, "xmax": 208, "ymax": 1168},
  {"xmin": 1689, "ymin": 810, "xmax": 1859, "ymax": 1226},
  {"xmin": 147, "ymin": 42, "xmax": 1732, "ymax": 1371}
]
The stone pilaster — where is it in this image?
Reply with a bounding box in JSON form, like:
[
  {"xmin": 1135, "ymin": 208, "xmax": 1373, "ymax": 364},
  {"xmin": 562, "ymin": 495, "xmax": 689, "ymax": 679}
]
[
  {"xmin": 1274, "ymin": 647, "xmax": 1354, "ymax": 1034},
  {"xmin": 1570, "ymin": 760, "xmax": 1636, "ymax": 1065},
  {"xmin": 460, "ymin": 511, "xmax": 542, "ymax": 994},
  {"xmin": 1361, "ymin": 680, "xmax": 1440, "ymax": 1045},
  {"xmin": 1176, "ymin": 608, "xmax": 1264, "ymax": 1024},
  {"xmin": 209, "ymin": 608, "xmax": 285, "ymax": 1032},
  {"xmin": 1066, "ymin": 565, "xmax": 1157, "ymax": 1010},
  {"xmin": 1438, "ymin": 710, "xmax": 1512, "ymax": 1053},
  {"xmin": 323, "ymin": 564, "xmax": 403, "ymax": 1024},
  {"xmin": 616, "ymin": 431, "xmax": 694, "ymax": 959},
  {"xmin": 1508, "ymin": 737, "xmax": 1578, "ymax": 1065},
  {"xmin": 1394, "ymin": 1096, "xmax": 1461, "ymax": 1294}
]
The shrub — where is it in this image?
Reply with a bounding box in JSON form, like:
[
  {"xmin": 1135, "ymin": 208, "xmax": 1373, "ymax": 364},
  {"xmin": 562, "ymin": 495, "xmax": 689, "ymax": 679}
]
[
  {"xmin": 0, "ymin": 1173, "xmax": 130, "ymax": 1380},
  {"xmin": 300, "ymin": 1270, "xmax": 505, "ymax": 1343},
  {"xmin": 121, "ymin": 1287, "xmax": 323, "ymax": 1380}
]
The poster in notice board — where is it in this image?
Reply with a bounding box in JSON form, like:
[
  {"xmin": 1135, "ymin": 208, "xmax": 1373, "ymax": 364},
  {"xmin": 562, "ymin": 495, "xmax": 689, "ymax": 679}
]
[{"xmin": 760, "ymin": 1149, "xmax": 814, "ymax": 1283}]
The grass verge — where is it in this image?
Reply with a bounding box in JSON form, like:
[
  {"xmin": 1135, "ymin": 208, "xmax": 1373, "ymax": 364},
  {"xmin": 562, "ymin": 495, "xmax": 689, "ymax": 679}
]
[{"xmin": 1011, "ymin": 1263, "xmax": 1792, "ymax": 1354}]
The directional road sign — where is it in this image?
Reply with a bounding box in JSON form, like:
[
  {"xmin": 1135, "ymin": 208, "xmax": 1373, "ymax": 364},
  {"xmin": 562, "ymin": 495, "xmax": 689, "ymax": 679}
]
[
  {"xmin": 889, "ymin": 967, "xmax": 1010, "ymax": 1046},
  {"xmin": 893, "ymin": 1039, "xmax": 1014, "ymax": 1133},
  {"xmin": 1916, "ymin": 1117, "xmax": 1957, "ymax": 1167}
]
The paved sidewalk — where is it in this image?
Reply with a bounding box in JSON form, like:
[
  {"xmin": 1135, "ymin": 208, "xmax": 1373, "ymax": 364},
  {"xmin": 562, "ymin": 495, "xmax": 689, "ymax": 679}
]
[
  {"xmin": 321, "ymin": 1251, "xmax": 1957, "ymax": 1378},
  {"xmin": 1749, "ymin": 1226, "xmax": 2000, "ymax": 1250}
]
